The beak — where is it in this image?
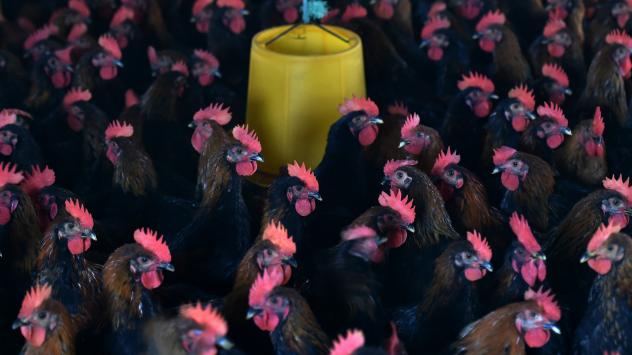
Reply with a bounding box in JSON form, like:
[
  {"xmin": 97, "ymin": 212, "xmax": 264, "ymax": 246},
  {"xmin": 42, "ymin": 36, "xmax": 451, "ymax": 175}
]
[
  {"xmin": 543, "ymin": 322, "xmax": 561, "ymax": 334},
  {"xmin": 188, "ymin": 121, "xmax": 196, "ymax": 128},
  {"xmin": 489, "ymin": 94, "xmax": 499, "ymax": 100},
  {"xmin": 190, "ymin": 17, "xmax": 196, "ymax": 23},
  {"xmin": 564, "ymin": 88, "xmax": 572, "ymax": 95},
  {"xmin": 158, "ymin": 262, "xmax": 175, "ymax": 272},
  {"xmin": 480, "ymin": 261, "xmax": 493, "ymax": 272},
  {"xmin": 370, "ymin": 117, "xmax": 384, "ymax": 125},
  {"xmin": 82, "ymin": 230, "xmax": 97, "ymax": 241},
  {"xmin": 283, "ymin": 256, "xmax": 298, "ymax": 268},
  {"xmin": 580, "ymin": 251, "xmax": 594, "ymax": 263},
  {"xmin": 12, "ymin": 318, "xmax": 28, "ymax": 330},
  {"xmin": 213, "ymin": 70, "xmax": 222, "ymax": 78},
  {"xmin": 419, "ymin": 40, "xmax": 430, "ymax": 48},
  {"xmin": 541, "ymin": 38, "xmax": 552, "ymax": 44},
  {"xmin": 526, "ymin": 111, "xmax": 536, "ymax": 120},
  {"xmin": 562, "ymin": 127, "xmax": 572, "ymax": 136},
  {"xmin": 376, "ymin": 236, "xmax": 388, "ymax": 245},
  {"xmin": 250, "ymin": 153, "xmax": 264, "ymax": 162},
  {"xmin": 492, "ymin": 167, "xmax": 501, "ymax": 174},
  {"xmin": 308, "ymin": 191, "xmax": 322, "ymax": 201},
  {"xmin": 65, "ymin": 65, "xmax": 74, "ymax": 72},
  {"xmin": 113, "ymin": 59, "xmax": 124, "ymax": 68},
  {"xmin": 216, "ymin": 337, "xmax": 234, "ymax": 350},
  {"xmin": 472, "ymin": 33, "xmax": 481, "ymax": 40},
  {"xmin": 399, "ymin": 139, "xmax": 409, "ymax": 148},
  {"xmin": 246, "ymin": 308, "xmax": 261, "ymax": 319},
  {"xmin": 533, "ymin": 252, "xmax": 547, "ymax": 261},
  {"xmin": 241, "ymin": 9, "xmax": 250, "ymax": 15},
  {"xmin": 402, "ymin": 224, "xmax": 415, "ymax": 233}
]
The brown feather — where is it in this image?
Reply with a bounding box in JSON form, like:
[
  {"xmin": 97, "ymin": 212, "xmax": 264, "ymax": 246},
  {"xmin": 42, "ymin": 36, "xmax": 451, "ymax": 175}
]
[
  {"xmin": 511, "ymin": 152, "xmax": 555, "ymax": 231},
  {"xmin": 23, "ymin": 299, "xmax": 76, "ymax": 355},
  {"xmin": 113, "ymin": 138, "xmax": 157, "ymax": 196},
  {"xmin": 7, "ymin": 187, "xmax": 41, "ymax": 274},
  {"xmin": 555, "ymin": 119, "xmax": 607, "ymax": 185},
  {"xmin": 196, "ymin": 126, "xmax": 232, "ymax": 209}
]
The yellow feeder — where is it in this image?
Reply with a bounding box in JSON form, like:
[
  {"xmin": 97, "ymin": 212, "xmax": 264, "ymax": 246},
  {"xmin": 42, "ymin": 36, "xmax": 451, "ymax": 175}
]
[{"xmin": 246, "ymin": 24, "xmax": 365, "ymax": 182}]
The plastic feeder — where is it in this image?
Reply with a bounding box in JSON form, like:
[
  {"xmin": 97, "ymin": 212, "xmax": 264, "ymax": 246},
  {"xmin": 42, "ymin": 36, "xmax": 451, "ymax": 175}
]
[{"xmin": 246, "ymin": 24, "xmax": 365, "ymax": 181}]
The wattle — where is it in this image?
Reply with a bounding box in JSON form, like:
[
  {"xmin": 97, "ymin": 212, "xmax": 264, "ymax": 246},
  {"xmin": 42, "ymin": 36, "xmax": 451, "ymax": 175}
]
[
  {"xmin": 501, "ymin": 171, "xmax": 520, "ymax": 191},
  {"xmin": 141, "ymin": 270, "xmax": 164, "ymax": 289},
  {"xmin": 358, "ymin": 125, "xmax": 379, "ymax": 146},
  {"xmin": 99, "ymin": 65, "xmax": 119, "ymax": 80}
]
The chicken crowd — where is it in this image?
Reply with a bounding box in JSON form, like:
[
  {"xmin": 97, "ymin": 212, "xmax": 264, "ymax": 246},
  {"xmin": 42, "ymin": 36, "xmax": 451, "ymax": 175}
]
[{"xmin": 0, "ymin": 0, "xmax": 630, "ymax": 354}]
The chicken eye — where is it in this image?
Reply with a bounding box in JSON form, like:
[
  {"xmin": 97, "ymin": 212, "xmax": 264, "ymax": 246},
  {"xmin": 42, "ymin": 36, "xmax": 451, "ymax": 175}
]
[
  {"xmin": 294, "ymin": 185, "xmax": 303, "ymax": 192},
  {"xmin": 512, "ymin": 161, "xmax": 519, "ymax": 167},
  {"xmin": 37, "ymin": 311, "xmax": 47, "ymax": 320},
  {"xmin": 447, "ymin": 169, "xmax": 455, "ymax": 176},
  {"xmin": 139, "ymin": 256, "xmax": 149, "ymax": 263},
  {"xmin": 48, "ymin": 57, "xmax": 59, "ymax": 67},
  {"xmin": 510, "ymin": 103, "xmax": 519, "ymax": 111},
  {"xmin": 607, "ymin": 245, "xmax": 615, "ymax": 251},
  {"xmin": 395, "ymin": 171, "xmax": 403, "ymax": 178},
  {"xmin": 464, "ymin": 252, "xmax": 472, "ymax": 259},
  {"xmin": 416, "ymin": 131, "xmax": 424, "ymax": 137}
]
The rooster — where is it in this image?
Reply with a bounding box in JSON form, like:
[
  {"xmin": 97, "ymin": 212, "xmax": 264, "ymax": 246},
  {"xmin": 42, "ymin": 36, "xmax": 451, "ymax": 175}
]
[
  {"xmin": 247, "ymin": 269, "xmax": 330, "ymax": 354},
  {"xmin": 0, "ymin": 111, "xmax": 43, "ymax": 172},
  {"xmin": 441, "ymin": 71, "xmax": 497, "ymax": 170},
  {"xmin": 398, "ymin": 113, "xmax": 443, "ymax": 174},
  {"xmin": 189, "ymin": 102, "xmax": 232, "ymax": 155},
  {"xmin": 451, "ymin": 288, "xmax": 561, "ymax": 354},
  {"xmin": 472, "ymin": 10, "xmax": 532, "ymax": 94},
  {"xmin": 393, "ymin": 231, "xmax": 493, "ymax": 353},
  {"xmin": 586, "ymin": 0, "xmax": 632, "ymax": 56},
  {"xmin": 103, "ymin": 227, "xmax": 174, "ymax": 355},
  {"xmin": 535, "ymin": 62, "xmax": 572, "ymax": 107},
  {"xmin": 575, "ymin": 222, "xmax": 632, "ymax": 354},
  {"xmin": 491, "ymin": 146, "xmax": 555, "ymax": 232},
  {"xmin": 146, "ymin": 45, "xmax": 187, "ymax": 78},
  {"xmin": 520, "ymin": 101, "xmax": 571, "ymax": 164},
  {"xmin": 13, "ymin": 284, "xmax": 76, "ymax": 355}
]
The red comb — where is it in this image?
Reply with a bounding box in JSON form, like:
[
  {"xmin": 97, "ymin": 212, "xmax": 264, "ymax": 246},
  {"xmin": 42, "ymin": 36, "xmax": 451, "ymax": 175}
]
[
  {"xmin": 428, "ymin": 2, "xmax": 447, "ymax": 18},
  {"xmin": 378, "ymin": 189, "xmax": 416, "ymax": 225},
  {"xmin": 134, "ymin": 227, "xmax": 171, "ymax": 262},
  {"xmin": 431, "ymin": 147, "xmax": 460, "ymax": 176},
  {"xmin": 63, "ymin": 87, "xmax": 92, "ymax": 108},
  {"xmin": 492, "ymin": 146, "xmax": 517, "ymax": 166},
  {"xmin": 110, "ymin": 6, "xmax": 135, "ymax": 28},
  {"xmin": 603, "ymin": 175, "xmax": 632, "ymax": 203},
  {"xmin": 537, "ymin": 102, "xmax": 568, "ymax": 127},
  {"xmin": 467, "ymin": 230, "xmax": 492, "ymax": 262},
  {"xmin": 524, "ymin": 287, "xmax": 561, "ymax": 321},
  {"xmin": 587, "ymin": 222, "xmax": 622, "ymax": 253},
  {"xmin": 543, "ymin": 18, "xmax": 566, "ymax": 37},
  {"xmin": 288, "ymin": 161, "xmax": 319, "ymax": 191},
  {"xmin": 0, "ymin": 111, "xmax": 16, "ymax": 129},
  {"xmin": 421, "ymin": 16, "xmax": 450, "ymax": 40},
  {"xmin": 171, "ymin": 60, "xmax": 190, "ymax": 77},
  {"xmin": 217, "ymin": 0, "xmax": 245, "ymax": 9},
  {"xmin": 55, "ymin": 46, "xmax": 73, "ymax": 65},
  {"xmin": 401, "ymin": 113, "xmax": 421, "ymax": 138},
  {"xmin": 192, "ymin": 0, "xmax": 214, "ymax": 16},
  {"xmin": 383, "ymin": 159, "xmax": 417, "ymax": 177},
  {"xmin": 65, "ymin": 198, "xmax": 93, "ymax": 228},
  {"xmin": 248, "ymin": 269, "xmax": 283, "ymax": 307},
  {"xmin": 0, "ymin": 109, "xmax": 32, "ymax": 120},
  {"xmin": 67, "ymin": 23, "xmax": 87, "ymax": 42},
  {"xmin": 475, "ymin": 10, "xmax": 506, "ymax": 33},
  {"xmin": 508, "ymin": 84, "xmax": 535, "ymax": 111},
  {"xmin": 262, "ymin": 220, "xmax": 296, "ymax": 256},
  {"xmin": 180, "ymin": 302, "xmax": 228, "ymax": 336},
  {"xmin": 147, "ymin": 46, "xmax": 158, "ymax": 65},
  {"xmin": 330, "ymin": 329, "xmax": 365, "ymax": 355},
  {"xmin": 125, "ymin": 89, "xmax": 139, "ymax": 108},
  {"xmin": 339, "ymin": 96, "xmax": 379, "ymax": 117},
  {"xmin": 18, "ymin": 284, "xmax": 52, "ymax": 318},
  {"xmin": 193, "ymin": 103, "xmax": 232, "ymax": 125},
  {"xmin": 509, "ymin": 212, "xmax": 541, "ymax": 254},
  {"xmin": 0, "ymin": 163, "xmax": 24, "ymax": 187},
  {"xmin": 194, "ymin": 49, "xmax": 220, "ymax": 68},
  {"xmin": 22, "ymin": 165, "xmax": 55, "ymax": 196},
  {"xmin": 387, "ymin": 102, "xmax": 409, "ymax": 116},
  {"xmin": 24, "ymin": 24, "xmax": 58, "ymax": 50},
  {"xmin": 98, "ymin": 34, "xmax": 122, "ymax": 59},
  {"xmin": 541, "ymin": 63, "xmax": 569, "ymax": 87},
  {"xmin": 232, "ymin": 125, "xmax": 262, "ymax": 153},
  {"xmin": 342, "ymin": 226, "xmax": 377, "ymax": 241},
  {"xmin": 606, "ymin": 29, "xmax": 632, "ymax": 49},
  {"xmin": 342, "ymin": 4, "xmax": 368, "ymax": 22},
  {"xmin": 592, "ymin": 107, "xmax": 605, "ymax": 136},
  {"xmin": 457, "ymin": 71, "xmax": 495, "ymax": 93},
  {"xmin": 105, "ymin": 120, "xmax": 134, "ymax": 141},
  {"xmin": 68, "ymin": 0, "xmax": 90, "ymax": 17}
]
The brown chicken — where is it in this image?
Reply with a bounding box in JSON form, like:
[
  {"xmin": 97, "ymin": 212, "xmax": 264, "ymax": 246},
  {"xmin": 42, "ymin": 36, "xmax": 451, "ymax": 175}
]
[
  {"xmin": 12, "ymin": 284, "xmax": 76, "ymax": 355},
  {"xmin": 520, "ymin": 101, "xmax": 571, "ymax": 164},
  {"xmin": 398, "ymin": 113, "xmax": 443, "ymax": 174},
  {"xmin": 48, "ymin": 0, "xmax": 91, "ymax": 40},
  {"xmin": 491, "ymin": 146, "xmax": 555, "ymax": 232}
]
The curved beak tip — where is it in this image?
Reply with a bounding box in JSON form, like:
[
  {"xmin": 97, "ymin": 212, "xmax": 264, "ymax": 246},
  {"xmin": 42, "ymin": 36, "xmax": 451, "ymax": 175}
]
[
  {"xmin": 371, "ymin": 117, "xmax": 384, "ymax": 125},
  {"xmin": 160, "ymin": 262, "xmax": 175, "ymax": 272},
  {"xmin": 251, "ymin": 154, "xmax": 264, "ymax": 162},
  {"xmin": 481, "ymin": 261, "xmax": 493, "ymax": 272},
  {"xmin": 308, "ymin": 192, "xmax": 322, "ymax": 201},
  {"xmin": 398, "ymin": 140, "xmax": 408, "ymax": 148},
  {"xmin": 284, "ymin": 257, "xmax": 298, "ymax": 268},
  {"xmin": 246, "ymin": 308, "xmax": 260, "ymax": 319},
  {"xmin": 403, "ymin": 224, "xmax": 415, "ymax": 233},
  {"xmin": 492, "ymin": 167, "xmax": 501, "ymax": 174},
  {"xmin": 217, "ymin": 337, "xmax": 234, "ymax": 350},
  {"xmin": 12, "ymin": 319, "xmax": 25, "ymax": 330},
  {"xmin": 580, "ymin": 253, "xmax": 592, "ymax": 263},
  {"xmin": 563, "ymin": 128, "xmax": 572, "ymax": 136}
]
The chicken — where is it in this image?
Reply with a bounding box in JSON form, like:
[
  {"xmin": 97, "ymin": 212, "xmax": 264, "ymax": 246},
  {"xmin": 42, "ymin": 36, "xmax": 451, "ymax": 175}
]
[
  {"xmin": 48, "ymin": 0, "xmax": 91, "ymax": 41},
  {"xmin": 189, "ymin": 102, "xmax": 232, "ymax": 155},
  {"xmin": 329, "ymin": 329, "xmax": 388, "ymax": 355},
  {"xmin": 260, "ymin": 0, "xmax": 303, "ymax": 28},
  {"xmin": 144, "ymin": 302, "xmax": 237, "ymax": 355},
  {"xmin": 382, "ymin": 164, "xmax": 458, "ymax": 306},
  {"xmin": 555, "ymin": 106, "xmax": 608, "ymax": 186},
  {"xmin": 534, "ymin": 62, "xmax": 572, "ymax": 107},
  {"xmin": 441, "ymin": 72, "xmax": 497, "ymax": 170},
  {"xmin": 491, "ymin": 146, "xmax": 555, "ymax": 232},
  {"xmin": 429, "ymin": 148, "xmax": 505, "ymax": 251},
  {"xmin": 398, "ymin": 113, "xmax": 443, "ymax": 174},
  {"xmin": 25, "ymin": 49, "xmax": 73, "ymax": 115},
  {"xmin": 472, "ymin": 10, "xmax": 532, "ymax": 94},
  {"xmin": 393, "ymin": 231, "xmax": 493, "ymax": 353},
  {"xmin": 0, "ymin": 111, "xmax": 43, "ymax": 172},
  {"xmin": 12, "ymin": 284, "xmax": 77, "ymax": 355},
  {"xmin": 146, "ymin": 45, "xmax": 187, "ymax": 78},
  {"xmin": 574, "ymin": 222, "xmax": 632, "ymax": 354},
  {"xmin": 450, "ymin": 288, "xmax": 561, "ymax": 354},
  {"xmin": 586, "ymin": 0, "xmax": 632, "ymax": 56},
  {"xmin": 103, "ymin": 227, "xmax": 174, "ymax": 355},
  {"xmin": 33, "ymin": 199, "xmax": 100, "ymax": 331},
  {"xmin": 247, "ymin": 269, "xmax": 330, "ymax": 354},
  {"xmin": 519, "ymin": 101, "xmax": 571, "ymax": 164}
]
